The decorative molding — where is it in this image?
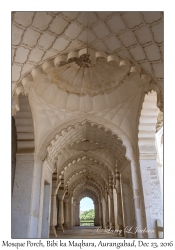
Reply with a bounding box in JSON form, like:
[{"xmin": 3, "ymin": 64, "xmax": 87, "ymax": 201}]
[
  {"xmin": 45, "ymin": 119, "xmax": 126, "ymax": 166},
  {"xmin": 138, "ymin": 90, "xmax": 158, "ymax": 158},
  {"xmin": 12, "ymin": 12, "xmax": 163, "ymax": 94}
]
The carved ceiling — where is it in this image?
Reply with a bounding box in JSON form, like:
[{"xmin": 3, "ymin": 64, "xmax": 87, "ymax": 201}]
[
  {"xmin": 12, "ymin": 11, "xmax": 163, "ymax": 156},
  {"xmin": 12, "ymin": 11, "xmax": 163, "ymax": 91},
  {"xmin": 46, "ymin": 120, "xmax": 126, "ymax": 166},
  {"xmin": 44, "ymin": 54, "xmax": 129, "ymax": 97},
  {"xmin": 12, "ymin": 11, "xmax": 163, "ymax": 205}
]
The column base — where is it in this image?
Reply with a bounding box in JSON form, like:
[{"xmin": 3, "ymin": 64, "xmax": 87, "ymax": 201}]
[
  {"xmin": 109, "ymin": 223, "xmax": 115, "ymax": 230},
  {"xmin": 63, "ymin": 222, "xmax": 69, "ymax": 229},
  {"xmin": 50, "ymin": 226, "xmax": 57, "ymax": 237},
  {"xmin": 119, "ymin": 226, "xmax": 124, "ymax": 237},
  {"xmin": 56, "ymin": 225, "xmax": 64, "ymax": 232}
]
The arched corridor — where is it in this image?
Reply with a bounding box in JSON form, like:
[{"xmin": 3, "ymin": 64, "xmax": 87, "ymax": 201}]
[{"xmin": 11, "ymin": 11, "xmax": 163, "ymax": 239}]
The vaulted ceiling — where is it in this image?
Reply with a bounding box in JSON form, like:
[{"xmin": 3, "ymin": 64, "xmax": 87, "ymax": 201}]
[
  {"xmin": 12, "ymin": 11, "xmax": 163, "ymax": 203},
  {"xmin": 12, "ymin": 11, "xmax": 163, "ymax": 92}
]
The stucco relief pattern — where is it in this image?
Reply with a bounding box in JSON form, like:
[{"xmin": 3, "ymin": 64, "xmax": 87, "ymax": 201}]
[
  {"xmin": 12, "ymin": 11, "xmax": 163, "ymax": 93},
  {"xmin": 45, "ymin": 120, "xmax": 126, "ymax": 166}
]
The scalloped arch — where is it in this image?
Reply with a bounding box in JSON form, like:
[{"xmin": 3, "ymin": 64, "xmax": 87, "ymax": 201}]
[
  {"xmin": 138, "ymin": 90, "xmax": 158, "ymax": 157},
  {"xmin": 59, "ymin": 154, "xmax": 111, "ymax": 178},
  {"xmin": 44, "ymin": 119, "xmax": 128, "ymax": 166}
]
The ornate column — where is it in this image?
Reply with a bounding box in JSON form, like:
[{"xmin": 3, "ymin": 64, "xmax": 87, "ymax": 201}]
[
  {"xmin": 94, "ymin": 201, "xmax": 99, "ymax": 226},
  {"xmin": 108, "ymin": 173, "xmax": 115, "ymax": 229},
  {"xmin": 104, "ymin": 187, "xmax": 109, "ymax": 227},
  {"xmin": 115, "ymin": 169, "xmax": 124, "ymax": 234},
  {"xmin": 101, "ymin": 197, "xmax": 106, "ymax": 228},
  {"xmin": 99, "ymin": 199, "xmax": 103, "ymax": 227},
  {"xmin": 50, "ymin": 174, "xmax": 58, "ymax": 237},
  {"xmin": 56, "ymin": 174, "xmax": 65, "ymax": 232},
  {"xmin": 73, "ymin": 201, "xmax": 76, "ymax": 226},
  {"xmin": 64, "ymin": 197, "xmax": 69, "ymax": 229},
  {"xmin": 12, "ymin": 154, "xmax": 35, "ymax": 238},
  {"xmin": 57, "ymin": 194, "xmax": 64, "ymax": 232},
  {"xmin": 71, "ymin": 196, "xmax": 74, "ymax": 228},
  {"xmin": 75, "ymin": 202, "xmax": 80, "ymax": 226}
]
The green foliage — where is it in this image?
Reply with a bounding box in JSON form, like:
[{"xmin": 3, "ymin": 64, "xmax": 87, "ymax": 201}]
[{"xmin": 80, "ymin": 209, "xmax": 94, "ymax": 220}]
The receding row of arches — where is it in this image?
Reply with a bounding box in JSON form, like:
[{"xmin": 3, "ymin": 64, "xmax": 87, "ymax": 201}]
[{"xmin": 12, "ymin": 90, "xmax": 163, "ymax": 239}]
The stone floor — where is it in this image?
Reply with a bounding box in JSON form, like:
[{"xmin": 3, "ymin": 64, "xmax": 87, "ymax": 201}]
[{"xmin": 55, "ymin": 226, "xmax": 124, "ymax": 239}]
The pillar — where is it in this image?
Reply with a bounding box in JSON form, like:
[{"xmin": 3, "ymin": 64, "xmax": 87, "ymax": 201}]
[
  {"xmin": 139, "ymin": 158, "xmax": 163, "ymax": 238},
  {"xmin": 108, "ymin": 174, "xmax": 115, "ymax": 229},
  {"xmin": 98, "ymin": 200, "xmax": 102, "ymax": 227},
  {"xmin": 94, "ymin": 201, "xmax": 99, "ymax": 226},
  {"xmin": 64, "ymin": 198, "xmax": 69, "ymax": 229},
  {"xmin": 71, "ymin": 197, "xmax": 74, "ymax": 228},
  {"xmin": 29, "ymin": 157, "xmax": 43, "ymax": 238},
  {"xmin": 50, "ymin": 176, "xmax": 58, "ymax": 237},
  {"xmin": 38, "ymin": 161, "xmax": 53, "ymax": 238},
  {"xmin": 138, "ymin": 90, "xmax": 163, "ymax": 238},
  {"xmin": 57, "ymin": 194, "xmax": 64, "ymax": 232},
  {"xmin": 75, "ymin": 202, "xmax": 80, "ymax": 226},
  {"xmin": 73, "ymin": 201, "xmax": 76, "ymax": 226},
  {"xmin": 101, "ymin": 197, "xmax": 106, "ymax": 228},
  {"xmin": 105, "ymin": 190, "xmax": 109, "ymax": 227},
  {"xmin": 115, "ymin": 170, "xmax": 124, "ymax": 233},
  {"xmin": 12, "ymin": 154, "xmax": 35, "ymax": 238}
]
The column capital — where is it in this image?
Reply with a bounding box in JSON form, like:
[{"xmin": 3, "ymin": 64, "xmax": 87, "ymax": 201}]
[
  {"xmin": 57, "ymin": 193, "xmax": 64, "ymax": 200},
  {"xmin": 64, "ymin": 198, "xmax": 69, "ymax": 204}
]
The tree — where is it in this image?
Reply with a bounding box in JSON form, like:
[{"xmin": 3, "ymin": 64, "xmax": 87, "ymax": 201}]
[{"xmin": 80, "ymin": 209, "xmax": 94, "ymax": 220}]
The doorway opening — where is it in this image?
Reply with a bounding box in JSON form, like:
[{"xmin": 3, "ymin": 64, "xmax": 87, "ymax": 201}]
[{"xmin": 79, "ymin": 197, "xmax": 94, "ymax": 226}]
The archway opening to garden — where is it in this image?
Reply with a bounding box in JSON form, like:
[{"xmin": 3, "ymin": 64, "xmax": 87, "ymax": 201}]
[{"xmin": 79, "ymin": 197, "xmax": 94, "ymax": 226}]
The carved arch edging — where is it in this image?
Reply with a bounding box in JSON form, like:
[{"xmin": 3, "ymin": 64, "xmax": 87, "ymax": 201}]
[
  {"xmin": 13, "ymin": 47, "xmax": 163, "ymax": 110},
  {"xmin": 58, "ymin": 155, "xmax": 111, "ymax": 178},
  {"xmin": 138, "ymin": 90, "xmax": 158, "ymax": 159},
  {"xmin": 44, "ymin": 119, "xmax": 128, "ymax": 165}
]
